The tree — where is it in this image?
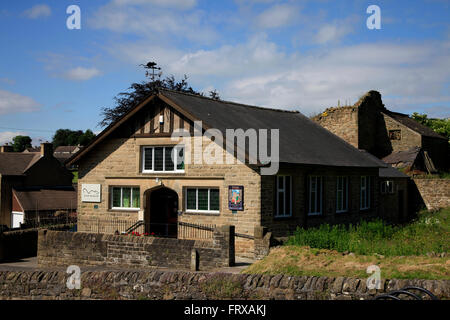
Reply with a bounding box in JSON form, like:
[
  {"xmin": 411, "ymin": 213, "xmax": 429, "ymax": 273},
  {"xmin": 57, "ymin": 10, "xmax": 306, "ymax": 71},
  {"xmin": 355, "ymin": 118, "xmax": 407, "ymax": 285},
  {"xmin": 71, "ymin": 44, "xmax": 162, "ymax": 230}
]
[
  {"xmin": 11, "ymin": 135, "xmax": 32, "ymax": 152},
  {"xmin": 52, "ymin": 129, "xmax": 96, "ymax": 148},
  {"xmin": 411, "ymin": 112, "xmax": 450, "ymax": 144},
  {"xmin": 98, "ymin": 62, "xmax": 210, "ymax": 127}
]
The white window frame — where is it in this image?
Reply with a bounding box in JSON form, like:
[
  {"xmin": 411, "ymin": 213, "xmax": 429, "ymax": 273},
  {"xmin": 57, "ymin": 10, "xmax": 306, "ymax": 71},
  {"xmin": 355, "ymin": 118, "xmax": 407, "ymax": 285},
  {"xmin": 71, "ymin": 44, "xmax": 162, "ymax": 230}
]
[
  {"xmin": 360, "ymin": 176, "xmax": 371, "ymax": 210},
  {"xmin": 275, "ymin": 175, "xmax": 292, "ymax": 218},
  {"xmin": 185, "ymin": 188, "xmax": 220, "ymax": 214},
  {"xmin": 336, "ymin": 176, "xmax": 348, "ymax": 213},
  {"xmin": 110, "ymin": 186, "xmax": 140, "ymax": 210},
  {"xmin": 142, "ymin": 145, "xmax": 185, "ymax": 173},
  {"xmin": 308, "ymin": 176, "xmax": 323, "ymax": 216}
]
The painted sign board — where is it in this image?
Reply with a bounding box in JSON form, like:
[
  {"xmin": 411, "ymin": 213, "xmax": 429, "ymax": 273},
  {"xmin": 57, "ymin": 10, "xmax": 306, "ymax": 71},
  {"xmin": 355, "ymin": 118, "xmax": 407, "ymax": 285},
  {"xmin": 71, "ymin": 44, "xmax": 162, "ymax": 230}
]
[{"xmin": 81, "ymin": 184, "xmax": 101, "ymax": 203}]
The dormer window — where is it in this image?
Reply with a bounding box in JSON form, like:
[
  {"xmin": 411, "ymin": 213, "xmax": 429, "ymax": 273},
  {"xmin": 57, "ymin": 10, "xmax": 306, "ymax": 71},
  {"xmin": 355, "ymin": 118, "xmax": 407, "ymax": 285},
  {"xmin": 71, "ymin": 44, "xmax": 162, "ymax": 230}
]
[{"xmin": 142, "ymin": 146, "xmax": 185, "ymax": 173}]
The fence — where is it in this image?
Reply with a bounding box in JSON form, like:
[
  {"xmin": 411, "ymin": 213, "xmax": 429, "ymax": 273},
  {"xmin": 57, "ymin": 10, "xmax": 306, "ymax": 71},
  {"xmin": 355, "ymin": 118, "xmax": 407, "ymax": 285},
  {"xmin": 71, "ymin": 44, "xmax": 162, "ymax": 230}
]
[{"xmin": 77, "ymin": 217, "xmax": 216, "ymax": 240}]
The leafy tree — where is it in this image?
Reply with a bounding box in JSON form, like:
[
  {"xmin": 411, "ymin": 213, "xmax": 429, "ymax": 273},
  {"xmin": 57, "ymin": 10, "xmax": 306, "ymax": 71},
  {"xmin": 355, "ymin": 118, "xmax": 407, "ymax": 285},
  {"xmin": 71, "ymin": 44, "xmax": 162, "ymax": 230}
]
[
  {"xmin": 52, "ymin": 129, "xmax": 96, "ymax": 148},
  {"xmin": 11, "ymin": 135, "xmax": 32, "ymax": 152},
  {"xmin": 411, "ymin": 112, "xmax": 450, "ymax": 143},
  {"xmin": 99, "ymin": 62, "xmax": 216, "ymax": 127}
]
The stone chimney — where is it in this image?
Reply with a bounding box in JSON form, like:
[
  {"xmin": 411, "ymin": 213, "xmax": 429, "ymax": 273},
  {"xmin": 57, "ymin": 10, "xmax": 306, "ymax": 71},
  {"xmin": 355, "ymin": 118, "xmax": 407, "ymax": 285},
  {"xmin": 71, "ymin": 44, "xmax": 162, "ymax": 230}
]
[
  {"xmin": 0, "ymin": 143, "xmax": 13, "ymax": 153},
  {"xmin": 40, "ymin": 142, "xmax": 53, "ymax": 157}
]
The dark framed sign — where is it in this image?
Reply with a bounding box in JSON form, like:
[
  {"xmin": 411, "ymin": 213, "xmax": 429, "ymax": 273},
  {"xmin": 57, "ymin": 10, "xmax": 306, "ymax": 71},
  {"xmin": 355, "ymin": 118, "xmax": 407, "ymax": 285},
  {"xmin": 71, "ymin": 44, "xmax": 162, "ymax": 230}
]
[{"xmin": 228, "ymin": 185, "xmax": 244, "ymax": 211}]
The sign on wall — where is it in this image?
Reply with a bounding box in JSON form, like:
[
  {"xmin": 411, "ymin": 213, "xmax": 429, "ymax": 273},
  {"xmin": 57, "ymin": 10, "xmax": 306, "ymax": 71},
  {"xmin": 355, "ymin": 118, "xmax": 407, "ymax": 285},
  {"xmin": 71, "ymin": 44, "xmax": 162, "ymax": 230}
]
[
  {"xmin": 81, "ymin": 184, "xmax": 101, "ymax": 203},
  {"xmin": 228, "ymin": 185, "xmax": 244, "ymax": 211}
]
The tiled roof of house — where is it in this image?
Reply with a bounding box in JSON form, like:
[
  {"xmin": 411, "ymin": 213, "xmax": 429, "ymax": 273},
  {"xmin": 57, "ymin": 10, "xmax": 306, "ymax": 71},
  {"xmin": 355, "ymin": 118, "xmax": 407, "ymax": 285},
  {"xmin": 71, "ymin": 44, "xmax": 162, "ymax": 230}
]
[
  {"xmin": 54, "ymin": 146, "xmax": 81, "ymax": 153},
  {"xmin": 359, "ymin": 150, "xmax": 409, "ymax": 178},
  {"xmin": 381, "ymin": 147, "xmax": 421, "ymax": 167},
  {"xmin": 0, "ymin": 153, "xmax": 41, "ymax": 176},
  {"xmin": 68, "ymin": 88, "xmax": 385, "ymax": 168},
  {"xmin": 13, "ymin": 186, "xmax": 77, "ymax": 211}
]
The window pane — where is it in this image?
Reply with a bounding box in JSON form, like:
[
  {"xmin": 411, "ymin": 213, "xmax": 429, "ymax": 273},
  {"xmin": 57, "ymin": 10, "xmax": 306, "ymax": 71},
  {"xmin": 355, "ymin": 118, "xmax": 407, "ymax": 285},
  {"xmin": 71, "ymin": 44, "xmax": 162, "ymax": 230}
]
[
  {"xmin": 186, "ymin": 189, "xmax": 197, "ymax": 210},
  {"xmin": 278, "ymin": 191, "xmax": 284, "ymax": 215},
  {"xmin": 112, "ymin": 187, "xmax": 121, "ymax": 207},
  {"xmin": 122, "ymin": 188, "xmax": 131, "ymax": 208},
  {"xmin": 165, "ymin": 147, "xmax": 175, "ymax": 171},
  {"xmin": 132, "ymin": 188, "xmax": 140, "ymax": 208},
  {"xmin": 278, "ymin": 176, "xmax": 283, "ymax": 189},
  {"xmin": 176, "ymin": 147, "xmax": 185, "ymax": 170},
  {"xmin": 209, "ymin": 189, "xmax": 219, "ymax": 211},
  {"xmin": 144, "ymin": 148, "xmax": 152, "ymax": 171},
  {"xmin": 154, "ymin": 147, "xmax": 164, "ymax": 171},
  {"xmin": 198, "ymin": 189, "xmax": 209, "ymax": 210}
]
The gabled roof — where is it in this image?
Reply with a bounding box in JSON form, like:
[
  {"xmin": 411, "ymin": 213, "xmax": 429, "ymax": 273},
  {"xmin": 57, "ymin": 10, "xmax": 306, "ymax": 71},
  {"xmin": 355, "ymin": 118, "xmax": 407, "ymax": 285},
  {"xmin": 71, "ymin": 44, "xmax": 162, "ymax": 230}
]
[
  {"xmin": 54, "ymin": 146, "xmax": 81, "ymax": 154},
  {"xmin": 359, "ymin": 150, "xmax": 409, "ymax": 178},
  {"xmin": 68, "ymin": 89, "xmax": 384, "ymax": 168},
  {"xmin": 0, "ymin": 152, "xmax": 41, "ymax": 176},
  {"xmin": 382, "ymin": 147, "xmax": 421, "ymax": 167},
  {"xmin": 383, "ymin": 111, "xmax": 447, "ymax": 140}
]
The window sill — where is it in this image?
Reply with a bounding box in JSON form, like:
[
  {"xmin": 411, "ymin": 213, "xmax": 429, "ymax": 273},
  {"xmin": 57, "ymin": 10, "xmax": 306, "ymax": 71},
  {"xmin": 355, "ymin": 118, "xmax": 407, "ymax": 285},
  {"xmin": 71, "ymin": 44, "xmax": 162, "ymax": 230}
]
[
  {"xmin": 307, "ymin": 213, "xmax": 323, "ymax": 217},
  {"xmin": 273, "ymin": 215, "xmax": 294, "ymax": 220},
  {"xmin": 184, "ymin": 211, "xmax": 220, "ymax": 216},
  {"xmin": 109, "ymin": 208, "xmax": 140, "ymax": 212},
  {"xmin": 141, "ymin": 171, "xmax": 185, "ymax": 174}
]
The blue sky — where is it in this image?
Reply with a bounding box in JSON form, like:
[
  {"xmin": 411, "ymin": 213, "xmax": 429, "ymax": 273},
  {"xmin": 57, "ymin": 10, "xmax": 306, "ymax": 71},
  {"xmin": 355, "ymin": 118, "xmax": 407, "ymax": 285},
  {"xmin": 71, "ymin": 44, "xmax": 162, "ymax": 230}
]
[{"xmin": 0, "ymin": 0, "xmax": 449, "ymax": 145}]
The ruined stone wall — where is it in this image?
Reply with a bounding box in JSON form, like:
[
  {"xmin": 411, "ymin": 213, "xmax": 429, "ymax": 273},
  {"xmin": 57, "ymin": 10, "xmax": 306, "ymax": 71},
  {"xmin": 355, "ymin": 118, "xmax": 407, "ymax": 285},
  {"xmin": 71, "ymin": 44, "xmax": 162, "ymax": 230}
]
[
  {"xmin": 413, "ymin": 178, "xmax": 450, "ymax": 210},
  {"xmin": 312, "ymin": 107, "xmax": 359, "ymax": 148},
  {"xmin": 0, "ymin": 270, "xmax": 448, "ymax": 300}
]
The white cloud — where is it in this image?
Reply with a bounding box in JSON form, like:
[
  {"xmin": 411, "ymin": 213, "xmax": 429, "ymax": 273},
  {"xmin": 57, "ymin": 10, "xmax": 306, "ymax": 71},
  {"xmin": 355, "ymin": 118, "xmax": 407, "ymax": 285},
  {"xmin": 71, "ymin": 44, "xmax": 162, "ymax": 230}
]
[
  {"xmin": 63, "ymin": 67, "xmax": 102, "ymax": 81},
  {"xmin": 111, "ymin": 0, "xmax": 197, "ymax": 9},
  {"xmin": 23, "ymin": 4, "xmax": 51, "ymax": 19},
  {"xmin": 0, "ymin": 131, "xmax": 26, "ymax": 145},
  {"xmin": 0, "ymin": 90, "xmax": 40, "ymax": 115},
  {"xmin": 89, "ymin": 1, "xmax": 215, "ymax": 43},
  {"xmin": 256, "ymin": 4, "xmax": 299, "ymax": 28},
  {"xmin": 315, "ymin": 23, "xmax": 353, "ymax": 44}
]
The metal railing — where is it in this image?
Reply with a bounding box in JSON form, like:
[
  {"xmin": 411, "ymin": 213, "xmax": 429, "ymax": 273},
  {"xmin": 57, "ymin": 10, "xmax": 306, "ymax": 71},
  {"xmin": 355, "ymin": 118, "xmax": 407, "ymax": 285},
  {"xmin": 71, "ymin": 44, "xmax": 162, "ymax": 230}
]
[{"xmin": 77, "ymin": 217, "xmax": 216, "ymax": 240}]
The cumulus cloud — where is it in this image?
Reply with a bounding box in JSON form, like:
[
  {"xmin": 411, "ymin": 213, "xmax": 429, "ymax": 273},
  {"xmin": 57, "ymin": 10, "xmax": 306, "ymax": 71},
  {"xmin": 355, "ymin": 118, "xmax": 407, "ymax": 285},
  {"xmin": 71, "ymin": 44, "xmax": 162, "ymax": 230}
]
[
  {"xmin": 256, "ymin": 4, "xmax": 300, "ymax": 28},
  {"xmin": 0, "ymin": 90, "xmax": 40, "ymax": 115},
  {"xmin": 23, "ymin": 4, "xmax": 51, "ymax": 19},
  {"xmin": 89, "ymin": 0, "xmax": 215, "ymax": 43},
  {"xmin": 63, "ymin": 67, "xmax": 102, "ymax": 81},
  {"xmin": 315, "ymin": 23, "xmax": 353, "ymax": 44}
]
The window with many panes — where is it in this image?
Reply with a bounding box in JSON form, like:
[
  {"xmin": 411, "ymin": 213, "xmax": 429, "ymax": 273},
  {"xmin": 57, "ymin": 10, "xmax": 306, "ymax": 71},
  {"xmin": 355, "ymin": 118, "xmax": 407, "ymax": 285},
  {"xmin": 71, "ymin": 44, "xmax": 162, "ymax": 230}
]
[
  {"xmin": 142, "ymin": 146, "xmax": 184, "ymax": 173},
  {"xmin": 185, "ymin": 188, "xmax": 220, "ymax": 213},
  {"xmin": 360, "ymin": 176, "xmax": 371, "ymax": 210},
  {"xmin": 111, "ymin": 187, "xmax": 140, "ymax": 210},
  {"xmin": 308, "ymin": 176, "xmax": 322, "ymax": 215},
  {"xmin": 336, "ymin": 176, "xmax": 348, "ymax": 213},
  {"xmin": 275, "ymin": 176, "xmax": 292, "ymax": 217}
]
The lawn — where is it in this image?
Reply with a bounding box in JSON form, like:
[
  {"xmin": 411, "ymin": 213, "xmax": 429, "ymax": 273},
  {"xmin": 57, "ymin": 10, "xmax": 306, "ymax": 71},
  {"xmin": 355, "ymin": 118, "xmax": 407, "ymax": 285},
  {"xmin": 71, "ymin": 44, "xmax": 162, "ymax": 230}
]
[{"xmin": 243, "ymin": 208, "xmax": 450, "ymax": 280}]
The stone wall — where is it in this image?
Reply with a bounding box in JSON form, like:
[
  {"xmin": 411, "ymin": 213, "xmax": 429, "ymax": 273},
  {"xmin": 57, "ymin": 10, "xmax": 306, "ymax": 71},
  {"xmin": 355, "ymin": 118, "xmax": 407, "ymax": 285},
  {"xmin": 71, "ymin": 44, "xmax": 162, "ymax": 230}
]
[
  {"xmin": 0, "ymin": 270, "xmax": 448, "ymax": 300},
  {"xmin": 0, "ymin": 229, "xmax": 38, "ymax": 262},
  {"xmin": 37, "ymin": 226, "xmax": 234, "ymax": 271},
  {"xmin": 413, "ymin": 178, "xmax": 450, "ymax": 210}
]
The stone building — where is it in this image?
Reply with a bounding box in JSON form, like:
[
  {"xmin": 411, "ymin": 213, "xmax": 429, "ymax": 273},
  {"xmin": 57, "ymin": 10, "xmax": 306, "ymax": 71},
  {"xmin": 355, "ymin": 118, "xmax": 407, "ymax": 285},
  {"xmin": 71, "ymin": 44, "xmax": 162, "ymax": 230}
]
[
  {"xmin": 0, "ymin": 143, "xmax": 75, "ymax": 228},
  {"xmin": 68, "ymin": 89, "xmax": 387, "ymax": 258},
  {"xmin": 313, "ymin": 91, "xmax": 448, "ymax": 172}
]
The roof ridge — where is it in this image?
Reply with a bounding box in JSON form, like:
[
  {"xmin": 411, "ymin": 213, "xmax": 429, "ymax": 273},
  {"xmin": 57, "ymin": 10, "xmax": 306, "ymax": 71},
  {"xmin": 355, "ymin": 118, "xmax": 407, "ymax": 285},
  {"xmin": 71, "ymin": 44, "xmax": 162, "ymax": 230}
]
[{"xmin": 159, "ymin": 88, "xmax": 300, "ymax": 114}]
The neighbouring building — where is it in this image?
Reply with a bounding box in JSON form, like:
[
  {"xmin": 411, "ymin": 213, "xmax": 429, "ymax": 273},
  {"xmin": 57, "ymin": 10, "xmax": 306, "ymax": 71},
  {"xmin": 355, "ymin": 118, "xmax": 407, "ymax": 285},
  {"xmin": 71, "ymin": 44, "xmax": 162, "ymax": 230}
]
[
  {"xmin": 0, "ymin": 143, "xmax": 75, "ymax": 228},
  {"xmin": 67, "ymin": 88, "xmax": 390, "ymax": 258},
  {"xmin": 53, "ymin": 145, "xmax": 83, "ymax": 170},
  {"xmin": 312, "ymin": 91, "xmax": 449, "ymax": 172}
]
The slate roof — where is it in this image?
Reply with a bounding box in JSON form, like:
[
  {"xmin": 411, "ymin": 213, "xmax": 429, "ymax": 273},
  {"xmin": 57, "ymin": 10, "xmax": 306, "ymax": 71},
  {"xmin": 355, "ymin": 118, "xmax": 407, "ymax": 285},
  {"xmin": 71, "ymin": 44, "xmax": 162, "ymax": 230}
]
[
  {"xmin": 13, "ymin": 186, "xmax": 77, "ymax": 211},
  {"xmin": 382, "ymin": 147, "xmax": 421, "ymax": 167},
  {"xmin": 384, "ymin": 111, "xmax": 447, "ymax": 140},
  {"xmin": 160, "ymin": 89, "xmax": 384, "ymax": 168},
  {"xmin": 68, "ymin": 88, "xmax": 385, "ymax": 168},
  {"xmin": 0, "ymin": 153, "xmax": 41, "ymax": 176}
]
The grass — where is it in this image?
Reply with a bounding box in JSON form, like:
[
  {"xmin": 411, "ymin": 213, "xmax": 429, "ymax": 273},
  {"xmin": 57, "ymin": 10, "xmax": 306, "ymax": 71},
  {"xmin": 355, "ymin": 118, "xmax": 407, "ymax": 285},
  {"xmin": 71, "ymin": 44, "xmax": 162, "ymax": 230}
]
[
  {"xmin": 243, "ymin": 208, "xmax": 449, "ymax": 280},
  {"xmin": 243, "ymin": 246, "xmax": 450, "ymax": 280},
  {"xmin": 286, "ymin": 208, "xmax": 449, "ymax": 256},
  {"xmin": 72, "ymin": 171, "xmax": 78, "ymax": 184}
]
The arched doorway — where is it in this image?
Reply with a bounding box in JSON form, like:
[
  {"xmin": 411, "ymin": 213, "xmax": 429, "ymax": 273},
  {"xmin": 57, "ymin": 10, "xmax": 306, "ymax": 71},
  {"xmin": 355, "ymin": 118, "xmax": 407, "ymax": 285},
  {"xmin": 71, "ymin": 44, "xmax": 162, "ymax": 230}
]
[{"xmin": 144, "ymin": 187, "xmax": 178, "ymax": 238}]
